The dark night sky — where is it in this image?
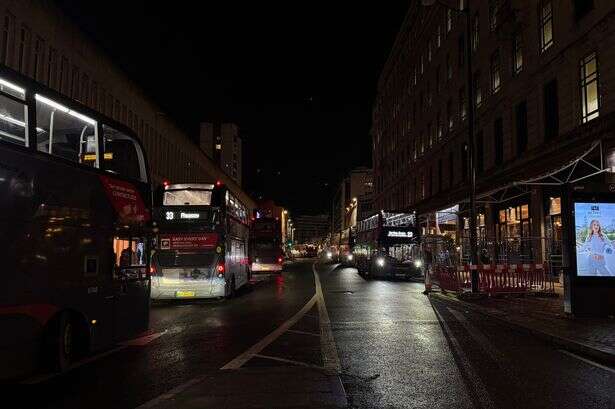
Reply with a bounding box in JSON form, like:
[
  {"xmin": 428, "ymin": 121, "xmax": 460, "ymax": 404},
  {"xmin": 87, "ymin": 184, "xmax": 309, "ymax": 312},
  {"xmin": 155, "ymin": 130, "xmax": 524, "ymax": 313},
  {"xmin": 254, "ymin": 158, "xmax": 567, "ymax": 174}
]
[{"xmin": 54, "ymin": 1, "xmax": 409, "ymax": 215}]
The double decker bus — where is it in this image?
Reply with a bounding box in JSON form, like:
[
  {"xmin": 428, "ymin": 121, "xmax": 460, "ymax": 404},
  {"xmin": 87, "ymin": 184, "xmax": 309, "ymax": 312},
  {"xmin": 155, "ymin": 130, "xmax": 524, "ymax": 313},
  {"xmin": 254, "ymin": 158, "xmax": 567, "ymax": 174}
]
[
  {"xmin": 353, "ymin": 212, "xmax": 423, "ymax": 279},
  {"xmin": 249, "ymin": 217, "xmax": 284, "ymax": 272},
  {"xmin": 0, "ymin": 67, "xmax": 152, "ymax": 380},
  {"xmin": 151, "ymin": 182, "xmax": 250, "ymax": 299}
]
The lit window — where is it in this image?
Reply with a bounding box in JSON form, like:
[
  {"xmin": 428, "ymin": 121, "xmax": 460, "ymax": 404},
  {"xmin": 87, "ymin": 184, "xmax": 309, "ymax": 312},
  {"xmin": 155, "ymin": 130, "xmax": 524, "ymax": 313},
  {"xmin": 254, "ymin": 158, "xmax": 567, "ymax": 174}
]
[
  {"xmin": 459, "ymin": 88, "xmax": 467, "ymax": 121},
  {"xmin": 0, "ymin": 90, "xmax": 28, "ymax": 147},
  {"xmin": 490, "ymin": 51, "xmax": 501, "ymax": 94},
  {"xmin": 447, "ymin": 9, "xmax": 453, "ymax": 32},
  {"xmin": 36, "ymin": 94, "xmax": 98, "ymax": 166},
  {"xmin": 540, "ymin": 0, "xmax": 554, "ymax": 52},
  {"xmin": 580, "ymin": 52, "xmax": 599, "ymax": 123},
  {"xmin": 489, "ymin": 0, "xmax": 501, "ymax": 32},
  {"xmin": 437, "ymin": 25, "xmax": 441, "ymax": 48},
  {"xmin": 513, "ymin": 32, "xmax": 523, "ymax": 75},
  {"xmin": 428, "ymin": 40, "xmax": 432, "ymax": 62},
  {"xmin": 474, "ymin": 73, "xmax": 482, "ymax": 108}
]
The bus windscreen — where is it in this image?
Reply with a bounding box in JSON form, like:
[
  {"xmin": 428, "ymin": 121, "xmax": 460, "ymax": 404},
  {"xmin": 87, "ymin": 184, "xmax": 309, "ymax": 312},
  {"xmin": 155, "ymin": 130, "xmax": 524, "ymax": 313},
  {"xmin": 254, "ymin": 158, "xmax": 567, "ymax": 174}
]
[{"xmin": 163, "ymin": 189, "xmax": 212, "ymax": 206}]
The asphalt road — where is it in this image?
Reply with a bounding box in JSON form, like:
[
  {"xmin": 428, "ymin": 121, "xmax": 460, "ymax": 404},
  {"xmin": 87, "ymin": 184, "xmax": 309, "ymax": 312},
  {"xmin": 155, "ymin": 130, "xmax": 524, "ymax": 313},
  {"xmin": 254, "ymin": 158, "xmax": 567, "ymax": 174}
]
[{"xmin": 22, "ymin": 260, "xmax": 615, "ymax": 408}]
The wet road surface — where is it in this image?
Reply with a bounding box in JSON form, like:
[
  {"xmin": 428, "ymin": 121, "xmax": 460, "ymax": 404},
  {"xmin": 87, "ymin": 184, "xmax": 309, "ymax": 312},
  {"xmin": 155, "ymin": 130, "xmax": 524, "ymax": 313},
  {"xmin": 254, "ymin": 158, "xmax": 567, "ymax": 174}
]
[{"xmin": 22, "ymin": 260, "xmax": 615, "ymax": 408}]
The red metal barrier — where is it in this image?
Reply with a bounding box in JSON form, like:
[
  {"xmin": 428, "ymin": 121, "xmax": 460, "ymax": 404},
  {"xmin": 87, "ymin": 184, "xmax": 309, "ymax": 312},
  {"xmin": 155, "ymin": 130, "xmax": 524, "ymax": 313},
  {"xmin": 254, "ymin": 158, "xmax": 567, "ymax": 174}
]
[{"xmin": 429, "ymin": 263, "xmax": 554, "ymax": 295}]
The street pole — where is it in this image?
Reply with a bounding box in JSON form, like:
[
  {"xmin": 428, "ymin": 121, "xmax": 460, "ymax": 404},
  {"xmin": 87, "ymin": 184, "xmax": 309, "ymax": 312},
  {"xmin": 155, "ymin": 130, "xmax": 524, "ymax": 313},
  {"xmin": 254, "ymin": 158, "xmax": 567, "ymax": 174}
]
[
  {"xmin": 421, "ymin": 0, "xmax": 479, "ymax": 292},
  {"xmin": 464, "ymin": 4, "xmax": 480, "ymax": 292}
]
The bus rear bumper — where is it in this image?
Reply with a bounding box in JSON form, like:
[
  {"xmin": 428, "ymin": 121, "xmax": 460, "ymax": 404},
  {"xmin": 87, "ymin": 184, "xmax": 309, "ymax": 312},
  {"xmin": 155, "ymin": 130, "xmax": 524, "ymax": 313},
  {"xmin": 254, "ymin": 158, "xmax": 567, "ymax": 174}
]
[{"xmin": 150, "ymin": 277, "xmax": 223, "ymax": 300}]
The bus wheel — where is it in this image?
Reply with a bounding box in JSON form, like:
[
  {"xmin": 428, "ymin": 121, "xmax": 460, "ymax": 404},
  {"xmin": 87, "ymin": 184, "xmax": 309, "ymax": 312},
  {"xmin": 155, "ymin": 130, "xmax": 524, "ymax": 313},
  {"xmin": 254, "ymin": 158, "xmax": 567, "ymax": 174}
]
[
  {"xmin": 46, "ymin": 312, "xmax": 75, "ymax": 372},
  {"xmin": 225, "ymin": 275, "xmax": 236, "ymax": 299}
]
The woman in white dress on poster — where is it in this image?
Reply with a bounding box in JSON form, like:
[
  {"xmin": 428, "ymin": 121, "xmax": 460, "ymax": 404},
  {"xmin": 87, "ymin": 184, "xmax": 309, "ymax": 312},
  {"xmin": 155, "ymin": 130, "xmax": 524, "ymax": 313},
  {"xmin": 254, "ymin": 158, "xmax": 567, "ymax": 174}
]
[{"xmin": 579, "ymin": 219, "xmax": 614, "ymax": 276}]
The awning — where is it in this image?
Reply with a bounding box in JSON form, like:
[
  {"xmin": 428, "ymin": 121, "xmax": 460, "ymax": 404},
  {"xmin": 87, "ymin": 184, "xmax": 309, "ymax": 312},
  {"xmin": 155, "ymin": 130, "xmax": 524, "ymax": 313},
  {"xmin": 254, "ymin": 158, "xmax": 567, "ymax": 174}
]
[{"xmin": 473, "ymin": 140, "xmax": 606, "ymax": 204}]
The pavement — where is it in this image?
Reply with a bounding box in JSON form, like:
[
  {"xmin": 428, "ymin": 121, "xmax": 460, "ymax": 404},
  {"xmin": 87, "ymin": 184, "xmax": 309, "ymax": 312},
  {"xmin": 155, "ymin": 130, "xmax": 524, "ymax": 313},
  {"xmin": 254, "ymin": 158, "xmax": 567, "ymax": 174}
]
[{"xmin": 430, "ymin": 288, "xmax": 615, "ymax": 366}]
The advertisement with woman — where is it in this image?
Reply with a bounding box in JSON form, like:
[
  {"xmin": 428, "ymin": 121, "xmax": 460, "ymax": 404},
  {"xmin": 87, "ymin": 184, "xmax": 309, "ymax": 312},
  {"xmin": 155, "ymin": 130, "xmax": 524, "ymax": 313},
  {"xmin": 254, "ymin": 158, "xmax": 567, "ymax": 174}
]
[{"xmin": 575, "ymin": 202, "xmax": 615, "ymax": 277}]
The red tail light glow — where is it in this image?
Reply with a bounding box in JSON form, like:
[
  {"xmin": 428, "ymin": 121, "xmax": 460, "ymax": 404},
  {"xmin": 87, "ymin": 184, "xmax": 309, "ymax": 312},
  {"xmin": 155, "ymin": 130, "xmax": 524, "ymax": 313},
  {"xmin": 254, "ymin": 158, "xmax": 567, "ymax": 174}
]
[
  {"xmin": 217, "ymin": 263, "xmax": 225, "ymax": 274},
  {"xmin": 277, "ymin": 256, "xmax": 283, "ymax": 264}
]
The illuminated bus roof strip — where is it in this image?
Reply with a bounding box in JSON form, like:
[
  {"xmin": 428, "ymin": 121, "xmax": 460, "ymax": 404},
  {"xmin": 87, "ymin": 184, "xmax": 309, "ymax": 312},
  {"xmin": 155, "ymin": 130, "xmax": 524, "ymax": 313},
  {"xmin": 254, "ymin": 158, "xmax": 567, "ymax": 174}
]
[
  {"xmin": 0, "ymin": 77, "xmax": 25, "ymax": 97},
  {"xmin": 35, "ymin": 94, "xmax": 96, "ymax": 125},
  {"xmin": 0, "ymin": 112, "xmax": 44, "ymax": 133}
]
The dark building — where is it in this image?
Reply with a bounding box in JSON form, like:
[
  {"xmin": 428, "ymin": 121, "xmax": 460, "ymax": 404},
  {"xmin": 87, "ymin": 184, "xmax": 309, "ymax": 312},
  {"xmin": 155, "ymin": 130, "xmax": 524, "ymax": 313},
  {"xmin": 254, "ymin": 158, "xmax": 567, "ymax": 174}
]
[{"xmin": 294, "ymin": 214, "xmax": 330, "ymax": 245}]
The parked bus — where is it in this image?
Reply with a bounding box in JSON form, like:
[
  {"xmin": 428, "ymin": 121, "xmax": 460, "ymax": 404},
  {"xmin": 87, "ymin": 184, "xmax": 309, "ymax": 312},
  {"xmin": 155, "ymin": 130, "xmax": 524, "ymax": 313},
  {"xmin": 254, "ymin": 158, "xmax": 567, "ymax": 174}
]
[
  {"xmin": 151, "ymin": 182, "xmax": 250, "ymax": 299},
  {"xmin": 0, "ymin": 67, "xmax": 152, "ymax": 380},
  {"xmin": 353, "ymin": 212, "xmax": 422, "ymax": 279},
  {"xmin": 249, "ymin": 217, "xmax": 284, "ymax": 272}
]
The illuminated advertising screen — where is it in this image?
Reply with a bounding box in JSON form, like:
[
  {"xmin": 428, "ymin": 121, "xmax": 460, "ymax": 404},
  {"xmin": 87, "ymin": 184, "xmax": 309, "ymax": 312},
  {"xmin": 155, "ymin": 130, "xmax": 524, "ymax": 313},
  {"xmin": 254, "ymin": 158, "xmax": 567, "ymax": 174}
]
[{"xmin": 575, "ymin": 202, "xmax": 615, "ymax": 277}]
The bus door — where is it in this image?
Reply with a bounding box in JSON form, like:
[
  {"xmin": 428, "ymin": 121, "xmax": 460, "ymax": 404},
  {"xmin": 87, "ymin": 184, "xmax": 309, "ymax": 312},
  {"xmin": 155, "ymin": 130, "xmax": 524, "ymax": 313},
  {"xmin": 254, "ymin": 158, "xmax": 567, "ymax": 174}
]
[{"xmin": 111, "ymin": 236, "xmax": 150, "ymax": 340}]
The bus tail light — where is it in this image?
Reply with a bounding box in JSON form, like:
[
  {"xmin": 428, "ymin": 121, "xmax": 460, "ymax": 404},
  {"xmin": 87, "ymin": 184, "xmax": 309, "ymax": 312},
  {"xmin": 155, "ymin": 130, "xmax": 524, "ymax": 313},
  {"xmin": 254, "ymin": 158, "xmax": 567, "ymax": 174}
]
[{"xmin": 216, "ymin": 263, "xmax": 225, "ymax": 277}]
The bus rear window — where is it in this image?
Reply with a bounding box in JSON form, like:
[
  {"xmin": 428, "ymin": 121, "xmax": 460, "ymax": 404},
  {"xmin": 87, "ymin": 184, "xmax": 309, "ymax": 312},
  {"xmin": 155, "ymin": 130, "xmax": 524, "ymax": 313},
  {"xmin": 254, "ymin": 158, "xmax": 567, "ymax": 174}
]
[
  {"xmin": 0, "ymin": 93, "xmax": 28, "ymax": 147},
  {"xmin": 156, "ymin": 251, "xmax": 216, "ymax": 267},
  {"xmin": 164, "ymin": 189, "xmax": 212, "ymax": 206}
]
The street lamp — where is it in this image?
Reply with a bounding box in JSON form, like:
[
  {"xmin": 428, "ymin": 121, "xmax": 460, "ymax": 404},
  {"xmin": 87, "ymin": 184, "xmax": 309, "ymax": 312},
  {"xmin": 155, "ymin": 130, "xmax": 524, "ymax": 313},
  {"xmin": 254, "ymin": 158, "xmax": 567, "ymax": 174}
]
[{"xmin": 421, "ymin": 0, "xmax": 479, "ymax": 293}]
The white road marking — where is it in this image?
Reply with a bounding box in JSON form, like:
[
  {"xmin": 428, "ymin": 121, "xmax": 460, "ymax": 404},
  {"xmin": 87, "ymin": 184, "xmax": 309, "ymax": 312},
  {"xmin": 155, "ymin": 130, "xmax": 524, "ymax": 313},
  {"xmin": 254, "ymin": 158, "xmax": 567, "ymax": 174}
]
[
  {"xmin": 313, "ymin": 263, "xmax": 342, "ymax": 374},
  {"xmin": 220, "ymin": 294, "xmax": 318, "ymax": 369},
  {"xmin": 287, "ymin": 329, "xmax": 320, "ymax": 337},
  {"xmin": 559, "ymin": 349, "xmax": 615, "ymax": 375},
  {"xmin": 22, "ymin": 346, "xmax": 127, "ymax": 384},
  {"xmin": 254, "ymin": 354, "xmax": 323, "ymax": 370},
  {"xmin": 120, "ymin": 330, "xmax": 166, "ymax": 346},
  {"xmin": 432, "ymin": 306, "xmax": 496, "ymax": 409},
  {"xmin": 447, "ymin": 308, "xmax": 505, "ymax": 364},
  {"xmin": 135, "ymin": 375, "xmax": 208, "ymax": 409}
]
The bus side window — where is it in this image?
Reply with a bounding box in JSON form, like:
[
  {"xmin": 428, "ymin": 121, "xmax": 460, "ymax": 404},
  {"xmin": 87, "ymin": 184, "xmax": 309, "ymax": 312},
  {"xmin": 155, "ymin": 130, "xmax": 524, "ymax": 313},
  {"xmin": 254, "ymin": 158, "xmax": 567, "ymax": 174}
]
[
  {"xmin": 35, "ymin": 95, "xmax": 98, "ymax": 166},
  {"xmin": 102, "ymin": 125, "xmax": 147, "ymax": 182},
  {"xmin": 0, "ymin": 93, "xmax": 28, "ymax": 147},
  {"xmin": 113, "ymin": 237, "xmax": 147, "ymax": 268}
]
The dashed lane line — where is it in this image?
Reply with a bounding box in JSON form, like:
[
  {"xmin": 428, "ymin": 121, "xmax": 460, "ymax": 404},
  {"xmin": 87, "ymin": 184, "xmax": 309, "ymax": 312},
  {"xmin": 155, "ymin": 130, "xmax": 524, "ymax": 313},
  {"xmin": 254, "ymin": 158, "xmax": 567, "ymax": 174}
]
[{"xmin": 254, "ymin": 354, "xmax": 324, "ymax": 370}]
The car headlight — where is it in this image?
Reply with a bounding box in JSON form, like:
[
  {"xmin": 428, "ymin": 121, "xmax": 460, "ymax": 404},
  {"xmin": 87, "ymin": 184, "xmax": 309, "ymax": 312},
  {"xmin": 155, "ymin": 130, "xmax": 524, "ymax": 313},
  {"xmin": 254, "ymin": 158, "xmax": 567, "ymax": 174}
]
[
  {"xmin": 346, "ymin": 254, "xmax": 353, "ymax": 261},
  {"xmin": 326, "ymin": 252, "xmax": 332, "ymax": 259},
  {"xmin": 376, "ymin": 257, "xmax": 385, "ymax": 267},
  {"xmin": 414, "ymin": 259, "xmax": 423, "ymax": 268}
]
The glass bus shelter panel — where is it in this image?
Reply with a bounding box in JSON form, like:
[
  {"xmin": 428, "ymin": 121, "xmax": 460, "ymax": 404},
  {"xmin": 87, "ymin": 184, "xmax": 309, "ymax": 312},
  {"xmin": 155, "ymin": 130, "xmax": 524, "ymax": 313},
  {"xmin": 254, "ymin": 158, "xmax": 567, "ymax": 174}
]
[
  {"xmin": 0, "ymin": 93, "xmax": 28, "ymax": 147},
  {"xmin": 36, "ymin": 97, "xmax": 97, "ymax": 166},
  {"xmin": 103, "ymin": 124, "xmax": 147, "ymax": 182}
]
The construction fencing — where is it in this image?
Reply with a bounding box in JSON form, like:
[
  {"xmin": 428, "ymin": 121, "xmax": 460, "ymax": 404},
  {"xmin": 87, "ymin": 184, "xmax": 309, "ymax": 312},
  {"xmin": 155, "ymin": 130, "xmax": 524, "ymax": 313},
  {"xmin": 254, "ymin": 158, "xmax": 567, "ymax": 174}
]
[{"xmin": 430, "ymin": 263, "xmax": 555, "ymax": 296}]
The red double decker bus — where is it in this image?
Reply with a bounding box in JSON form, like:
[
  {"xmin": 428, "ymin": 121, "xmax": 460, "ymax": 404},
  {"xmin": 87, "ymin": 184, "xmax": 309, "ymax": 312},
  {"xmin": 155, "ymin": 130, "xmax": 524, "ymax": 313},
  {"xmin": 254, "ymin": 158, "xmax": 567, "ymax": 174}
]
[
  {"xmin": 249, "ymin": 217, "xmax": 284, "ymax": 272},
  {"xmin": 151, "ymin": 183, "xmax": 250, "ymax": 299},
  {"xmin": 0, "ymin": 67, "xmax": 152, "ymax": 380}
]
